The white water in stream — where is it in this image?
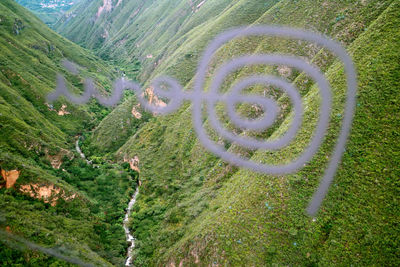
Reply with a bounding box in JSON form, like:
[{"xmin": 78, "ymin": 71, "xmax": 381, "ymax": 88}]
[
  {"xmin": 75, "ymin": 137, "xmax": 138, "ymax": 266},
  {"xmin": 75, "ymin": 139, "xmax": 92, "ymax": 165},
  {"xmin": 124, "ymin": 188, "xmax": 139, "ymax": 266}
]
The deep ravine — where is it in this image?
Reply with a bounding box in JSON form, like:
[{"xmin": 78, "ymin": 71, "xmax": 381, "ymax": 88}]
[{"xmin": 75, "ymin": 137, "xmax": 139, "ymax": 266}]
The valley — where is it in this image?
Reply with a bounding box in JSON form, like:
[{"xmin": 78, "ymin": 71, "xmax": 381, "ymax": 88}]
[
  {"xmin": 15, "ymin": 0, "xmax": 77, "ymax": 26},
  {"xmin": 76, "ymin": 136, "xmax": 140, "ymax": 266},
  {"xmin": 1, "ymin": 0, "xmax": 400, "ymax": 266}
]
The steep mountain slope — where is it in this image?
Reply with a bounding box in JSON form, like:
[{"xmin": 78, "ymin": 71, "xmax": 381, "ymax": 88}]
[
  {"xmin": 0, "ymin": 0, "xmax": 138, "ymax": 265},
  {"xmin": 15, "ymin": 0, "xmax": 77, "ymax": 26},
  {"xmin": 151, "ymin": 2, "xmax": 400, "ymax": 265},
  {"xmin": 43, "ymin": 0, "xmax": 400, "ymax": 265},
  {"xmin": 115, "ymin": 1, "xmax": 399, "ymax": 265},
  {"xmin": 56, "ymin": 0, "xmax": 282, "ymax": 152},
  {"xmin": 55, "ymin": 0, "xmax": 279, "ymax": 82}
]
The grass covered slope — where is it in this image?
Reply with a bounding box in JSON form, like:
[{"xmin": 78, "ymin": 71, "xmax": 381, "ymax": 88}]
[
  {"xmin": 0, "ymin": 0, "xmax": 115, "ymax": 184},
  {"xmin": 55, "ymin": 0, "xmax": 280, "ymax": 81},
  {"xmin": 92, "ymin": 0, "xmax": 399, "ymax": 265},
  {"xmin": 60, "ymin": 0, "xmax": 279, "ymax": 153},
  {"xmin": 0, "ymin": 0, "xmax": 138, "ymax": 265},
  {"xmin": 45, "ymin": 0, "xmax": 399, "ymax": 265},
  {"xmin": 159, "ymin": 2, "xmax": 400, "ymax": 266}
]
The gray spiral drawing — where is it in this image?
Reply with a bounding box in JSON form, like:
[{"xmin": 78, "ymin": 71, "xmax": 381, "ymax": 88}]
[{"xmin": 48, "ymin": 25, "xmax": 357, "ymax": 215}]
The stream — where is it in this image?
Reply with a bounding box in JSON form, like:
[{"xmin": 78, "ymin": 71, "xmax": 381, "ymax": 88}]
[
  {"xmin": 75, "ymin": 139, "xmax": 92, "ymax": 165},
  {"xmin": 75, "ymin": 137, "xmax": 138, "ymax": 266},
  {"xmin": 124, "ymin": 187, "xmax": 139, "ymax": 266}
]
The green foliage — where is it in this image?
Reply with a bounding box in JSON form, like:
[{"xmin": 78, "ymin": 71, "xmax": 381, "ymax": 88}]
[
  {"xmin": 87, "ymin": 97, "xmax": 151, "ymax": 155},
  {"xmin": 0, "ymin": 0, "xmax": 136, "ymax": 265},
  {"xmin": 0, "ymin": 150, "xmax": 138, "ymax": 266},
  {"xmin": 2, "ymin": 0, "xmax": 400, "ymax": 266},
  {"xmin": 74, "ymin": 0, "xmax": 398, "ymax": 265}
]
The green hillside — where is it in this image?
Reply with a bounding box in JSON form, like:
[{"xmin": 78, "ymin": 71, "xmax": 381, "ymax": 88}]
[
  {"xmin": 57, "ymin": 0, "xmax": 400, "ymax": 265},
  {"xmin": 0, "ymin": 0, "xmax": 140, "ymax": 265},
  {"xmin": 55, "ymin": 0, "xmax": 279, "ymax": 82},
  {"xmin": 119, "ymin": 1, "xmax": 399, "ymax": 265},
  {"xmin": 2, "ymin": 0, "xmax": 400, "ymax": 266}
]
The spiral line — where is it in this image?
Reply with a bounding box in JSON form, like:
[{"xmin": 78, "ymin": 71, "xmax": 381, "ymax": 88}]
[{"xmin": 48, "ymin": 25, "xmax": 357, "ymax": 215}]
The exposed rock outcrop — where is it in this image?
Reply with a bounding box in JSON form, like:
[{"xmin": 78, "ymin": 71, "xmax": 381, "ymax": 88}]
[
  {"xmin": 97, "ymin": 0, "xmax": 113, "ymax": 18},
  {"xmin": 124, "ymin": 156, "xmax": 140, "ymax": 173},
  {"xmin": 45, "ymin": 103, "xmax": 70, "ymax": 116},
  {"xmin": 0, "ymin": 169, "xmax": 20, "ymax": 189},
  {"xmin": 131, "ymin": 103, "xmax": 142, "ymax": 119},
  {"xmin": 144, "ymin": 86, "xmax": 167, "ymax": 111},
  {"xmin": 19, "ymin": 183, "xmax": 76, "ymax": 206},
  {"xmin": 57, "ymin": 104, "xmax": 70, "ymax": 116}
]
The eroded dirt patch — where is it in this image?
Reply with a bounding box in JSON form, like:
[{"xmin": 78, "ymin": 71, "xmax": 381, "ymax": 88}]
[
  {"xmin": 144, "ymin": 86, "xmax": 167, "ymax": 111},
  {"xmin": 97, "ymin": 0, "xmax": 113, "ymax": 18},
  {"xmin": 131, "ymin": 103, "xmax": 142, "ymax": 119},
  {"xmin": 124, "ymin": 155, "xmax": 140, "ymax": 173},
  {"xmin": 0, "ymin": 169, "xmax": 20, "ymax": 189},
  {"xmin": 19, "ymin": 183, "xmax": 76, "ymax": 206}
]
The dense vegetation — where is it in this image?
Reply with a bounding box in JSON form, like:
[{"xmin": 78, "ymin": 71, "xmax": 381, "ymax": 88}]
[
  {"xmin": 56, "ymin": 0, "xmax": 400, "ymax": 266},
  {"xmin": 1, "ymin": 156, "xmax": 138, "ymax": 266},
  {"xmin": 0, "ymin": 0, "xmax": 138, "ymax": 265},
  {"xmin": 2, "ymin": 0, "xmax": 399, "ymax": 266}
]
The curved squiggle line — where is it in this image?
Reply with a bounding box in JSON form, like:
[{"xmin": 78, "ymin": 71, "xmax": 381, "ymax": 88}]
[
  {"xmin": 48, "ymin": 25, "xmax": 357, "ymax": 216},
  {"xmin": 0, "ymin": 230, "xmax": 95, "ymax": 267},
  {"xmin": 192, "ymin": 26, "xmax": 356, "ymax": 215}
]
